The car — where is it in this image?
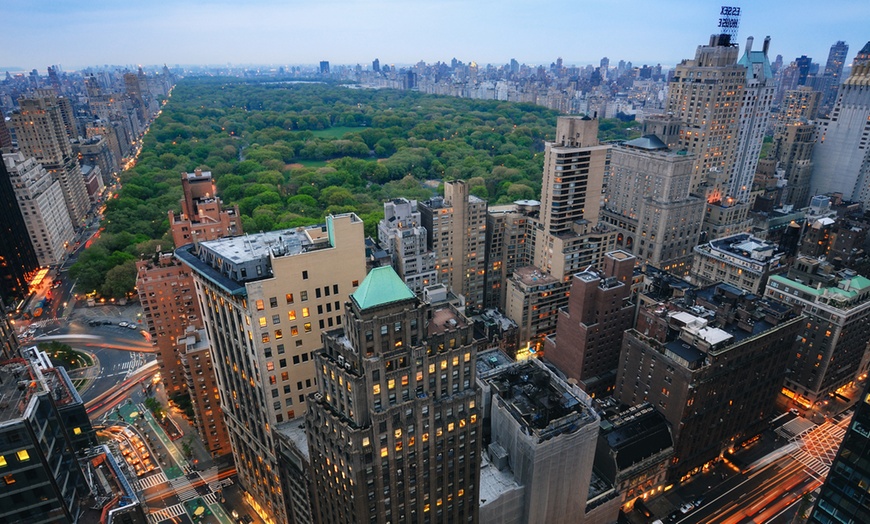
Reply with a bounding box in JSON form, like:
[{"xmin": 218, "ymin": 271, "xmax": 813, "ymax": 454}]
[
  {"xmin": 680, "ymin": 502, "xmax": 695, "ymax": 514},
  {"xmin": 127, "ymin": 324, "xmax": 138, "ymax": 330},
  {"xmin": 119, "ymin": 321, "xmax": 129, "ymax": 327},
  {"xmin": 231, "ymin": 510, "xmax": 239, "ymax": 519}
]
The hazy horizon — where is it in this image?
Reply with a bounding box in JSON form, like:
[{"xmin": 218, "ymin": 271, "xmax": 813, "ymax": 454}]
[{"xmin": 3, "ymin": 0, "xmax": 869, "ymax": 73}]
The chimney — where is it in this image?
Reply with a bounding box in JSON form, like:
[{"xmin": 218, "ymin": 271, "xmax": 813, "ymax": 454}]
[
  {"xmin": 763, "ymin": 36, "xmax": 771, "ymax": 56},
  {"xmin": 746, "ymin": 36, "xmax": 754, "ymax": 54}
]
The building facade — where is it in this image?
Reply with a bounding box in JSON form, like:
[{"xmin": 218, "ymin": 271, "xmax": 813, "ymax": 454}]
[
  {"xmin": 602, "ymin": 135, "xmax": 702, "ymax": 275},
  {"xmin": 544, "ymin": 250, "xmax": 636, "ymax": 397},
  {"xmin": 690, "ymin": 232, "xmax": 784, "ymax": 294},
  {"xmin": 304, "ymin": 266, "xmax": 482, "ymax": 523},
  {"xmin": 766, "ymin": 259, "xmax": 870, "ymax": 406},
  {"xmin": 419, "ymin": 181, "xmax": 487, "ymax": 312},
  {"xmin": 0, "ymin": 156, "xmax": 39, "ymax": 306},
  {"xmin": 3, "ymin": 152, "xmax": 75, "ymax": 267},
  {"xmin": 615, "ymin": 283, "xmax": 802, "ymax": 481},
  {"xmin": 811, "ymin": 54, "xmax": 870, "ymax": 208},
  {"xmin": 179, "ymin": 214, "xmax": 367, "ymax": 524},
  {"xmin": 378, "ymin": 198, "xmax": 437, "ymax": 294}
]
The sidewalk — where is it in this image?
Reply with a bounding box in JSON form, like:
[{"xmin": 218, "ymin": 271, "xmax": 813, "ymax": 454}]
[{"xmin": 153, "ymin": 383, "xmax": 218, "ymax": 471}]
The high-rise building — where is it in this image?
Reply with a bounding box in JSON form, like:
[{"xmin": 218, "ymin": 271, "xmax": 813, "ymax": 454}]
[
  {"xmin": 808, "ymin": 381, "xmax": 870, "ymax": 523},
  {"xmin": 772, "ymin": 120, "xmax": 817, "ymax": 208},
  {"xmin": 302, "ymin": 266, "xmax": 482, "ymax": 523},
  {"xmin": 377, "ymin": 198, "xmax": 437, "ymax": 293},
  {"xmin": 11, "ymin": 90, "xmax": 90, "ymax": 225},
  {"xmin": 0, "ymin": 348, "xmax": 96, "ymax": 523},
  {"xmin": 178, "ymin": 214, "xmax": 367, "ymax": 524},
  {"xmin": 319, "ymin": 61, "xmax": 330, "ymax": 75},
  {"xmin": 0, "ymin": 156, "xmax": 39, "ymax": 305},
  {"xmin": 615, "ymin": 283, "xmax": 802, "ymax": 481},
  {"xmin": 169, "ymin": 169, "xmax": 241, "ymax": 247},
  {"xmin": 818, "ymin": 41, "xmax": 850, "ymax": 117},
  {"xmin": 855, "ymin": 41, "xmax": 870, "ymax": 67},
  {"xmin": 774, "ymin": 86, "xmax": 821, "ymax": 130},
  {"xmin": 483, "ymin": 201, "xmax": 537, "ymax": 310},
  {"xmin": 765, "ymin": 257, "xmax": 870, "ymax": 406},
  {"xmin": 811, "ymin": 53, "xmax": 870, "ymax": 208},
  {"xmin": 544, "ymin": 250, "xmax": 636, "ymax": 397},
  {"xmin": 419, "ymin": 181, "xmax": 487, "ymax": 312},
  {"xmin": 667, "ymin": 35, "xmax": 774, "ymax": 238},
  {"xmin": 504, "ymin": 116, "xmax": 617, "ymax": 346},
  {"xmin": 477, "ymin": 358, "xmax": 608, "ymax": 524},
  {"xmin": 137, "ymin": 169, "xmax": 240, "ymax": 456},
  {"xmin": 732, "ymin": 37, "xmax": 776, "ymax": 207},
  {"xmin": 602, "ymin": 134, "xmax": 703, "ymax": 275},
  {"xmin": 3, "ymin": 152, "xmax": 75, "ymax": 267},
  {"xmin": 372, "ymin": 58, "xmax": 380, "ymax": 73}
]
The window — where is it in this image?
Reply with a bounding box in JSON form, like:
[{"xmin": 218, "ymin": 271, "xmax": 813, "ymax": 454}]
[
  {"xmin": 275, "ymin": 330, "xmax": 283, "ymax": 339},
  {"xmin": 302, "ymin": 271, "xmax": 309, "ymax": 280},
  {"xmin": 272, "ymin": 314, "xmax": 280, "ymax": 325},
  {"xmin": 256, "ymin": 300, "xmax": 265, "ymax": 311},
  {"xmin": 0, "ymin": 456, "xmax": 5, "ymax": 468},
  {"xmin": 269, "ymin": 297, "xmax": 278, "ymax": 308},
  {"xmin": 301, "ymin": 291, "xmax": 308, "ymax": 301},
  {"xmin": 258, "ymin": 317, "xmax": 267, "ymax": 327},
  {"xmin": 16, "ymin": 450, "xmax": 29, "ymax": 462},
  {"xmin": 316, "ymin": 288, "xmax": 322, "ymax": 299},
  {"xmin": 302, "ymin": 308, "xmax": 310, "ymax": 318},
  {"xmin": 281, "ymin": 372, "xmax": 289, "ymax": 381},
  {"xmin": 73, "ymin": 427, "xmax": 82, "ymax": 435},
  {"xmin": 291, "ymin": 326, "xmax": 299, "ymax": 337},
  {"xmin": 267, "ymin": 362, "xmax": 275, "ymax": 371},
  {"xmin": 286, "ymin": 293, "xmax": 294, "ymax": 304},
  {"xmin": 262, "ymin": 333, "xmax": 270, "ymax": 343},
  {"xmin": 333, "ymin": 284, "xmax": 339, "ymax": 294},
  {"xmin": 304, "ymin": 323, "xmax": 312, "ymax": 333},
  {"xmin": 280, "ymin": 359, "xmax": 287, "ymax": 368},
  {"xmin": 288, "ymin": 310, "xmax": 297, "ymax": 321},
  {"xmin": 353, "ymin": 280, "xmax": 359, "ymax": 287},
  {"xmin": 3, "ymin": 474, "xmax": 14, "ymax": 485}
]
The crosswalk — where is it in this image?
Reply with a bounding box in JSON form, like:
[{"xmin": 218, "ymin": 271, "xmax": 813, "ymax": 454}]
[
  {"xmin": 203, "ymin": 492, "xmax": 219, "ymax": 505},
  {"xmin": 170, "ymin": 475, "xmax": 199, "ymax": 502},
  {"xmin": 147, "ymin": 502, "xmax": 186, "ymax": 524},
  {"xmin": 789, "ymin": 418, "xmax": 850, "ymax": 478},
  {"xmin": 135, "ymin": 471, "xmax": 168, "ymax": 490}
]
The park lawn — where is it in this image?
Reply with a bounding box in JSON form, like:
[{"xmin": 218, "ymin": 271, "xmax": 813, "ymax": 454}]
[{"xmin": 309, "ymin": 126, "xmax": 361, "ymax": 138}]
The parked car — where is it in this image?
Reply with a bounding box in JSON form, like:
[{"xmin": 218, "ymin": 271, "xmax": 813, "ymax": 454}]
[
  {"xmin": 680, "ymin": 502, "xmax": 695, "ymax": 514},
  {"xmin": 119, "ymin": 321, "xmax": 129, "ymax": 327}
]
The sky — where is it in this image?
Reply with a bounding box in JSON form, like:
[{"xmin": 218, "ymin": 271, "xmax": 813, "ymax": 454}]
[{"xmin": 2, "ymin": 0, "xmax": 869, "ymax": 72}]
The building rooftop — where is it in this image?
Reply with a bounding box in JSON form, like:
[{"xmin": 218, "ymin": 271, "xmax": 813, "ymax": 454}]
[
  {"xmin": 478, "ymin": 453, "xmax": 521, "ymax": 507},
  {"xmin": 695, "ymin": 232, "xmax": 781, "ymax": 270},
  {"xmin": 485, "ymin": 360, "xmax": 596, "ymax": 438},
  {"xmin": 475, "ymin": 349, "xmax": 514, "ymax": 379},
  {"xmin": 600, "ymin": 404, "xmax": 673, "ymax": 471},
  {"xmin": 427, "ymin": 305, "xmax": 468, "ymax": 336},
  {"xmin": 352, "ymin": 266, "xmax": 416, "ymax": 311},
  {"xmin": 513, "ymin": 265, "xmax": 560, "ymax": 287},
  {"xmin": 623, "ymin": 134, "xmax": 668, "ymax": 151},
  {"xmin": 275, "ymin": 421, "xmax": 310, "ymax": 461},
  {"xmin": 0, "ymin": 357, "xmax": 44, "ymax": 423}
]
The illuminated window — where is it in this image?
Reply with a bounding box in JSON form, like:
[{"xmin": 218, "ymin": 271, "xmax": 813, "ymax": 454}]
[
  {"xmin": 304, "ymin": 323, "xmax": 312, "ymax": 333},
  {"xmin": 285, "ymin": 293, "xmax": 294, "ymax": 304},
  {"xmin": 470, "ymin": 414, "xmax": 477, "ymax": 424},
  {"xmin": 259, "ymin": 317, "xmax": 267, "ymax": 327},
  {"xmin": 380, "ymin": 447, "xmax": 389, "ymax": 458},
  {"xmin": 373, "ymin": 384, "xmax": 380, "ymax": 395},
  {"xmin": 73, "ymin": 427, "xmax": 82, "ymax": 435},
  {"xmin": 441, "ymin": 360, "xmax": 447, "ymax": 370},
  {"xmin": 16, "ymin": 450, "xmax": 29, "ymax": 462},
  {"xmin": 302, "ymin": 308, "xmax": 310, "ymax": 318},
  {"xmin": 262, "ymin": 333, "xmax": 270, "ymax": 343},
  {"xmin": 0, "ymin": 456, "xmax": 6, "ymax": 467},
  {"xmin": 401, "ymin": 375, "xmax": 409, "ymax": 386},
  {"xmin": 267, "ymin": 362, "xmax": 275, "ymax": 371},
  {"xmin": 452, "ymin": 356, "xmax": 459, "ymax": 366},
  {"xmin": 288, "ymin": 310, "xmax": 296, "ymax": 321},
  {"xmin": 3, "ymin": 474, "xmax": 14, "ymax": 485},
  {"xmin": 464, "ymin": 352, "xmax": 470, "ymax": 363},
  {"xmin": 275, "ymin": 330, "xmax": 283, "ymax": 340},
  {"xmin": 256, "ymin": 300, "xmax": 265, "ymax": 311},
  {"xmin": 362, "ymin": 437, "xmax": 370, "ymax": 447},
  {"xmin": 291, "ymin": 326, "xmax": 299, "ymax": 336},
  {"xmin": 429, "ymin": 364, "xmax": 435, "ymax": 374}
]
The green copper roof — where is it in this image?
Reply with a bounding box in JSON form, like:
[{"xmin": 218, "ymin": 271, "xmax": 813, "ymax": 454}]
[{"xmin": 351, "ymin": 266, "xmax": 416, "ymax": 310}]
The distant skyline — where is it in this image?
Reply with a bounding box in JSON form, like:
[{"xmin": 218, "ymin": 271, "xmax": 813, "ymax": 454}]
[{"xmin": 2, "ymin": 0, "xmax": 869, "ymax": 72}]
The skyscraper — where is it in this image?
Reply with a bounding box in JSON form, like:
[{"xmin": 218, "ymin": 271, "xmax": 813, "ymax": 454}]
[
  {"xmin": 179, "ymin": 214, "xmax": 366, "ymax": 524},
  {"xmin": 0, "ymin": 156, "xmax": 39, "ymax": 305},
  {"xmin": 818, "ymin": 41, "xmax": 849, "ymax": 117},
  {"xmin": 11, "ymin": 90, "xmax": 90, "ymax": 225},
  {"xmin": 808, "ymin": 381, "xmax": 870, "ymax": 523},
  {"xmin": 666, "ymin": 34, "xmax": 774, "ymax": 238},
  {"xmin": 3, "ymin": 152, "xmax": 75, "ymax": 267},
  {"xmin": 602, "ymin": 134, "xmax": 703, "ymax": 275},
  {"xmin": 810, "ymin": 51, "xmax": 870, "ymax": 208},
  {"xmin": 504, "ymin": 116, "xmax": 617, "ymax": 345},
  {"xmin": 544, "ymin": 250, "xmax": 636, "ymax": 397},
  {"xmin": 419, "ymin": 181, "xmax": 487, "ymax": 312},
  {"xmin": 303, "ymin": 266, "xmax": 482, "ymax": 523},
  {"xmin": 0, "ymin": 348, "xmax": 96, "ymax": 523}
]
